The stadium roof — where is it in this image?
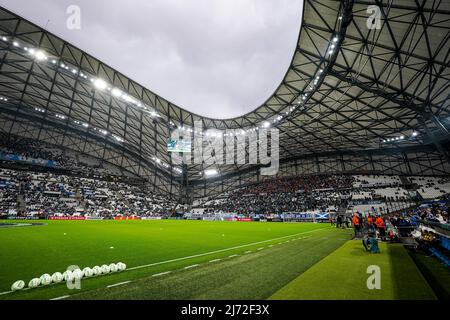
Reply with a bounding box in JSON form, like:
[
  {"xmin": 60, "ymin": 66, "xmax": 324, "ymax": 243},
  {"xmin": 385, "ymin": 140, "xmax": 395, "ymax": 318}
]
[{"xmin": 0, "ymin": 1, "xmax": 449, "ymax": 198}]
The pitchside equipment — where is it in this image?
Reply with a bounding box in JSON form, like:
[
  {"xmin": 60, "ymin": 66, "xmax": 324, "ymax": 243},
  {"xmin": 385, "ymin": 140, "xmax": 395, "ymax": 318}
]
[
  {"xmin": 109, "ymin": 263, "xmax": 118, "ymax": 272},
  {"xmin": 11, "ymin": 280, "xmax": 25, "ymax": 291},
  {"xmin": 101, "ymin": 264, "xmax": 110, "ymax": 274},
  {"xmin": 40, "ymin": 274, "xmax": 52, "ymax": 285},
  {"xmin": 28, "ymin": 278, "xmax": 40, "ymax": 288},
  {"xmin": 72, "ymin": 269, "xmax": 83, "ymax": 280},
  {"xmin": 117, "ymin": 262, "xmax": 126, "ymax": 271},
  {"xmin": 92, "ymin": 266, "xmax": 101, "ymax": 276},
  {"xmin": 51, "ymin": 272, "xmax": 63, "ymax": 283},
  {"xmin": 62, "ymin": 270, "xmax": 74, "ymax": 281},
  {"xmin": 82, "ymin": 267, "xmax": 93, "ymax": 277}
]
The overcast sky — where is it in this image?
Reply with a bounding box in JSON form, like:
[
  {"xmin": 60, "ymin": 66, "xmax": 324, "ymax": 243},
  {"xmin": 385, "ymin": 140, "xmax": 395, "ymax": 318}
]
[{"xmin": 0, "ymin": 0, "xmax": 303, "ymax": 119}]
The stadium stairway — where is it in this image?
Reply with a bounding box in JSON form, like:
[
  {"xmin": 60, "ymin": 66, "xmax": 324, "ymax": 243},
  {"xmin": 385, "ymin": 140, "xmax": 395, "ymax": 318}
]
[
  {"xmin": 400, "ymin": 176, "xmax": 413, "ymax": 189},
  {"xmin": 17, "ymin": 182, "xmax": 26, "ymax": 212},
  {"xmin": 17, "ymin": 194, "xmax": 26, "ymax": 212}
]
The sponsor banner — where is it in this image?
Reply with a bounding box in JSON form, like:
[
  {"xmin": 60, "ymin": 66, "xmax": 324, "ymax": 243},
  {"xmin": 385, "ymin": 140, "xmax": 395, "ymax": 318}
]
[
  {"xmin": 114, "ymin": 216, "xmax": 141, "ymax": 220},
  {"xmin": 6, "ymin": 216, "xmax": 40, "ymax": 220},
  {"xmin": 140, "ymin": 217, "xmax": 162, "ymax": 220},
  {"xmin": 85, "ymin": 216, "xmax": 104, "ymax": 220},
  {"xmin": 0, "ymin": 152, "xmax": 54, "ymax": 167},
  {"xmin": 225, "ymin": 217, "xmax": 253, "ymax": 222},
  {"xmin": 49, "ymin": 216, "xmax": 86, "ymax": 220}
]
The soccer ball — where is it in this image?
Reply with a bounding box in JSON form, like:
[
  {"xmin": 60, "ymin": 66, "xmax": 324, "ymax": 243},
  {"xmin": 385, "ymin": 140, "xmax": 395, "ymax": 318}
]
[
  {"xmin": 28, "ymin": 278, "xmax": 41, "ymax": 288},
  {"xmin": 101, "ymin": 264, "xmax": 110, "ymax": 274},
  {"xmin": 72, "ymin": 269, "xmax": 83, "ymax": 280},
  {"xmin": 82, "ymin": 267, "xmax": 93, "ymax": 277},
  {"xmin": 108, "ymin": 263, "xmax": 118, "ymax": 273},
  {"xmin": 40, "ymin": 274, "xmax": 52, "ymax": 285},
  {"xmin": 62, "ymin": 270, "xmax": 74, "ymax": 282},
  {"xmin": 11, "ymin": 280, "xmax": 25, "ymax": 291},
  {"xmin": 92, "ymin": 266, "xmax": 101, "ymax": 276},
  {"xmin": 117, "ymin": 262, "xmax": 126, "ymax": 271},
  {"xmin": 51, "ymin": 272, "xmax": 63, "ymax": 283}
]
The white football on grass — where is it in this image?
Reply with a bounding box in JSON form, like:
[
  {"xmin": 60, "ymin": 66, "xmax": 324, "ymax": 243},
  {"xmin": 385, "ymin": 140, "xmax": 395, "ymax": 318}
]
[
  {"xmin": 62, "ymin": 270, "xmax": 73, "ymax": 281},
  {"xmin": 101, "ymin": 264, "xmax": 110, "ymax": 274},
  {"xmin": 11, "ymin": 280, "xmax": 25, "ymax": 291},
  {"xmin": 82, "ymin": 267, "xmax": 93, "ymax": 277},
  {"xmin": 72, "ymin": 269, "xmax": 83, "ymax": 280},
  {"xmin": 117, "ymin": 262, "xmax": 127, "ymax": 271},
  {"xmin": 108, "ymin": 263, "xmax": 118, "ymax": 273},
  {"xmin": 92, "ymin": 266, "xmax": 101, "ymax": 276},
  {"xmin": 51, "ymin": 272, "xmax": 63, "ymax": 283},
  {"xmin": 28, "ymin": 278, "xmax": 41, "ymax": 288},
  {"xmin": 40, "ymin": 274, "xmax": 52, "ymax": 285}
]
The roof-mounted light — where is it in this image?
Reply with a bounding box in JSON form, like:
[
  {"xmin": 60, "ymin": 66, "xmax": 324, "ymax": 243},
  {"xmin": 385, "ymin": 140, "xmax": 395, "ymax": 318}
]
[
  {"xmin": 204, "ymin": 169, "xmax": 218, "ymax": 176},
  {"xmin": 34, "ymin": 50, "xmax": 47, "ymax": 61},
  {"xmin": 94, "ymin": 78, "xmax": 107, "ymax": 90}
]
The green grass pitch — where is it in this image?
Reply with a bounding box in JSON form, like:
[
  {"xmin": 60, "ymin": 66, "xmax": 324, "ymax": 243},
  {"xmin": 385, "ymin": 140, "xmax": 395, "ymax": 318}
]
[{"xmin": 0, "ymin": 220, "xmax": 437, "ymax": 300}]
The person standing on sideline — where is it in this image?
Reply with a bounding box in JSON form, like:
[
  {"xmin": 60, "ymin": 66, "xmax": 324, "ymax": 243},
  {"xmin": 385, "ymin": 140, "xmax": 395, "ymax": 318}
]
[
  {"xmin": 353, "ymin": 213, "xmax": 360, "ymax": 237},
  {"xmin": 367, "ymin": 215, "xmax": 374, "ymax": 231},
  {"xmin": 375, "ymin": 215, "xmax": 386, "ymax": 239}
]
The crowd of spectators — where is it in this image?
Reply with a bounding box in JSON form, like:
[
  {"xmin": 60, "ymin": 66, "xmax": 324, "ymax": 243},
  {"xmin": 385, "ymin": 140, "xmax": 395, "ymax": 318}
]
[
  {"xmin": 0, "ymin": 177, "xmax": 17, "ymax": 215},
  {"xmin": 349, "ymin": 197, "xmax": 450, "ymax": 264},
  {"xmin": 0, "ymin": 133, "xmax": 127, "ymax": 179},
  {"xmin": 200, "ymin": 174, "xmax": 412, "ymax": 216},
  {"xmin": 0, "ymin": 169, "xmax": 177, "ymax": 218}
]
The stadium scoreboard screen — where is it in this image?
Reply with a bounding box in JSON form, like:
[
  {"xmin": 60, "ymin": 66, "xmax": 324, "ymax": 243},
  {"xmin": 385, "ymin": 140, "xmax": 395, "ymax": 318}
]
[{"xmin": 167, "ymin": 138, "xmax": 191, "ymax": 153}]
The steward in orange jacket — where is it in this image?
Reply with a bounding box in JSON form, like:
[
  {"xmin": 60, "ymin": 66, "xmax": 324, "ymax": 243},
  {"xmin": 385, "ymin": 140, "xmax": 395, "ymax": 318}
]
[
  {"xmin": 375, "ymin": 217, "xmax": 385, "ymax": 228},
  {"xmin": 353, "ymin": 213, "xmax": 360, "ymax": 226},
  {"xmin": 353, "ymin": 213, "xmax": 361, "ymax": 237},
  {"xmin": 375, "ymin": 216, "xmax": 386, "ymax": 238}
]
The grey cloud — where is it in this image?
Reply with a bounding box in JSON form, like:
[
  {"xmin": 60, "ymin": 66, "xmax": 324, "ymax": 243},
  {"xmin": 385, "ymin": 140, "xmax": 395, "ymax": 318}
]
[{"xmin": 0, "ymin": 0, "xmax": 303, "ymax": 118}]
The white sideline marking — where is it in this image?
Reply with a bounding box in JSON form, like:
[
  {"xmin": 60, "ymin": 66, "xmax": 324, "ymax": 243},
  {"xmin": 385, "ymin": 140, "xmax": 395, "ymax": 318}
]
[
  {"xmin": 269, "ymin": 245, "xmax": 274, "ymax": 248},
  {"xmin": 244, "ymin": 251, "xmax": 252, "ymax": 254},
  {"xmin": 126, "ymin": 227, "xmax": 329, "ymax": 272},
  {"xmin": 107, "ymin": 281, "xmax": 131, "ymax": 288},
  {"xmin": 152, "ymin": 271, "xmax": 171, "ymax": 277},
  {"xmin": 184, "ymin": 264, "xmax": 199, "ymax": 269},
  {"xmin": 228, "ymin": 254, "xmax": 239, "ymax": 258},
  {"xmin": 50, "ymin": 295, "xmax": 70, "ymax": 300},
  {"xmin": 257, "ymin": 247, "xmax": 264, "ymax": 250},
  {"xmin": 209, "ymin": 259, "xmax": 221, "ymax": 263},
  {"xmin": 0, "ymin": 227, "xmax": 330, "ymax": 296}
]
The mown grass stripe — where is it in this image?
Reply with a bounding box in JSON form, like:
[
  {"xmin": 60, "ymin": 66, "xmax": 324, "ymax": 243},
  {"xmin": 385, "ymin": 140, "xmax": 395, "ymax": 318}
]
[{"xmin": 126, "ymin": 227, "xmax": 329, "ymax": 272}]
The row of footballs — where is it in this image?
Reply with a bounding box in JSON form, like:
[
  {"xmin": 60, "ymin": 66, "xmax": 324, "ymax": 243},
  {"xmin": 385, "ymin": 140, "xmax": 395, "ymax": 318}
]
[{"xmin": 11, "ymin": 262, "xmax": 127, "ymax": 291}]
